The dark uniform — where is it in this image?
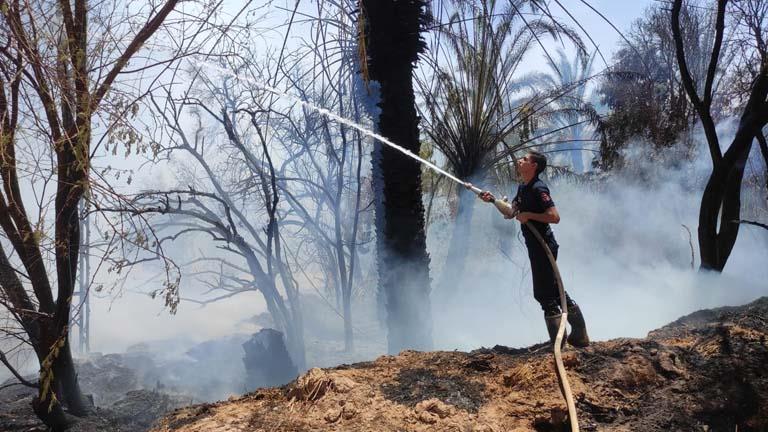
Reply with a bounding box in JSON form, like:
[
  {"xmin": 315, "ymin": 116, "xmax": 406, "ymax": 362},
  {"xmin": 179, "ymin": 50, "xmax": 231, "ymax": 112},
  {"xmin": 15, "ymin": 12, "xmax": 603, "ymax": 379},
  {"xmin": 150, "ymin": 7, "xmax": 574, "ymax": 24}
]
[{"xmin": 512, "ymin": 176, "xmax": 577, "ymax": 317}]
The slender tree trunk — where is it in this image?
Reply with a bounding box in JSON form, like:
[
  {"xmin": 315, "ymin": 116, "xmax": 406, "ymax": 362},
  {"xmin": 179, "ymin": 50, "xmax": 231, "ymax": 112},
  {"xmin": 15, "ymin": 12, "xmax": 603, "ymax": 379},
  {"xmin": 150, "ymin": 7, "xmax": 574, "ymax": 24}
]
[
  {"xmin": 340, "ymin": 127, "xmax": 365, "ymax": 353},
  {"xmin": 757, "ymin": 132, "xmax": 768, "ymax": 192},
  {"xmin": 245, "ymin": 247, "xmax": 305, "ymax": 370},
  {"xmin": 327, "ymin": 253, "xmax": 342, "ymax": 309},
  {"xmin": 335, "ymin": 217, "xmax": 354, "ymax": 352},
  {"xmin": 438, "ymin": 185, "xmax": 477, "ymax": 299},
  {"xmin": 342, "ymin": 291, "xmax": 353, "ymax": 351},
  {"xmin": 52, "ymin": 194, "xmax": 90, "ymax": 417},
  {"xmin": 334, "ymin": 117, "xmax": 354, "ymax": 352},
  {"xmin": 570, "ymin": 149, "xmax": 584, "ymax": 173},
  {"xmin": 570, "ymin": 123, "xmax": 585, "ymax": 173}
]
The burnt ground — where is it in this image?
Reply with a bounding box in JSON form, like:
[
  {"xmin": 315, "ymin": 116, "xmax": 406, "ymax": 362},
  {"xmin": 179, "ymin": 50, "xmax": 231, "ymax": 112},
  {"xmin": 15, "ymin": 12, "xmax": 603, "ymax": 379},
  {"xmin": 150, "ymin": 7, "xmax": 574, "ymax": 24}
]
[
  {"xmin": 152, "ymin": 297, "xmax": 768, "ymax": 432},
  {"xmin": 0, "ymin": 385, "xmax": 195, "ymax": 432},
  {"xmin": 3, "ymin": 296, "xmax": 768, "ymax": 432}
]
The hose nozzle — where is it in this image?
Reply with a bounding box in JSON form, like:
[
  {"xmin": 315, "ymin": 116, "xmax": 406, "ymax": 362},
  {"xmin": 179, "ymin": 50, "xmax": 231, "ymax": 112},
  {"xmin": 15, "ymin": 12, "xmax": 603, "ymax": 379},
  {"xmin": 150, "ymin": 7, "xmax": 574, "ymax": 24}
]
[
  {"xmin": 464, "ymin": 182, "xmax": 516, "ymax": 217},
  {"xmin": 465, "ymin": 183, "xmax": 483, "ymax": 196}
]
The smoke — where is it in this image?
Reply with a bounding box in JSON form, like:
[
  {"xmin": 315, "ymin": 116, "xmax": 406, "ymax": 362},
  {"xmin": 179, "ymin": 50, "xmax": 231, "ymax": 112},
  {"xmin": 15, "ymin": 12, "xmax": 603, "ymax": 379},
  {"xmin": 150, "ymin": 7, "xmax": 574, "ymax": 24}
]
[
  {"xmin": 88, "ymin": 289, "xmax": 264, "ymax": 354},
  {"xmin": 7, "ymin": 120, "xmax": 763, "ymax": 403},
  {"xmin": 83, "ymin": 122, "xmax": 767, "ymax": 363},
  {"xmin": 429, "ymin": 129, "xmax": 768, "ymax": 351}
]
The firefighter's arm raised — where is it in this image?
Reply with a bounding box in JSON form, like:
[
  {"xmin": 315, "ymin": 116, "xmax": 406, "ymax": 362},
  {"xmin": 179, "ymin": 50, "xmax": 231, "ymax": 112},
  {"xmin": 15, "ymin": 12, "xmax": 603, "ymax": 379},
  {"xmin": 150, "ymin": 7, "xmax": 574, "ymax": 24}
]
[
  {"xmin": 464, "ymin": 183, "xmax": 518, "ymax": 219},
  {"xmin": 477, "ymin": 191, "xmax": 518, "ymax": 219}
]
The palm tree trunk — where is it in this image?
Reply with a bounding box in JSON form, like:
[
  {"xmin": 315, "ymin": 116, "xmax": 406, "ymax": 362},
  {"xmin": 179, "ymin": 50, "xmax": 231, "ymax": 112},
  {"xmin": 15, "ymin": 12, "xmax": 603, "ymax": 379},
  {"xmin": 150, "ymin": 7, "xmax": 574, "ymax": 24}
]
[
  {"xmin": 377, "ymin": 69, "xmax": 433, "ymax": 353},
  {"xmin": 362, "ymin": 0, "xmax": 433, "ymax": 353}
]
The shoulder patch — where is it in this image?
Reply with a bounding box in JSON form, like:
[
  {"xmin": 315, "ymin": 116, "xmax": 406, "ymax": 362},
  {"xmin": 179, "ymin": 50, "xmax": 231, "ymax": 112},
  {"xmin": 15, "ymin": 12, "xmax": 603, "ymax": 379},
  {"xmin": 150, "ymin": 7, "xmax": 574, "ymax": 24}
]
[{"xmin": 540, "ymin": 191, "xmax": 551, "ymax": 202}]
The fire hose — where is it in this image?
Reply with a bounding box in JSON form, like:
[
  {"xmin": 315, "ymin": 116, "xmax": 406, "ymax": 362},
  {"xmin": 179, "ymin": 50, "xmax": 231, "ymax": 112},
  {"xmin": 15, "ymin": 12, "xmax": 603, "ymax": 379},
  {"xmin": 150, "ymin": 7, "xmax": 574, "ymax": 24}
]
[
  {"xmin": 203, "ymin": 64, "xmax": 580, "ymax": 429},
  {"xmin": 467, "ymin": 184, "xmax": 580, "ymax": 432}
]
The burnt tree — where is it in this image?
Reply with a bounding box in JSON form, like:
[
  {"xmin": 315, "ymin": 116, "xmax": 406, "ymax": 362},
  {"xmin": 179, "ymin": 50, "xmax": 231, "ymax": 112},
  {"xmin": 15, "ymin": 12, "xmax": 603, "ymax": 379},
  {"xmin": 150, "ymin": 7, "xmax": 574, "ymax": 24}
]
[
  {"xmin": 360, "ymin": 0, "xmax": 433, "ymax": 353},
  {"xmin": 671, "ymin": 0, "xmax": 768, "ymax": 271}
]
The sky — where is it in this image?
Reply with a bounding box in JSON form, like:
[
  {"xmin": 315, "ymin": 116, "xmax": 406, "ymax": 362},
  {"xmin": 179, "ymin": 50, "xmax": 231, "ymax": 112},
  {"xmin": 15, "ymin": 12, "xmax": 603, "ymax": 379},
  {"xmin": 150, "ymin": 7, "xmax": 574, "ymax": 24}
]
[{"xmin": 509, "ymin": 0, "xmax": 652, "ymax": 72}]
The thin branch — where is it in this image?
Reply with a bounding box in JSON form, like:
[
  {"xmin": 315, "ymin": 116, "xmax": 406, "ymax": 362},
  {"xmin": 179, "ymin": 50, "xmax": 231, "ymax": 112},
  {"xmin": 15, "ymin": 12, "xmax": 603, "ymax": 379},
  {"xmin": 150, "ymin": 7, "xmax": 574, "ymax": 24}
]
[
  {"xmin": 733, "ymin": 219, "xmax": 768, "ymax": 230},
  {"xmin": 0, "ymin": 349, "xmax": 38, "ymax": 388}
]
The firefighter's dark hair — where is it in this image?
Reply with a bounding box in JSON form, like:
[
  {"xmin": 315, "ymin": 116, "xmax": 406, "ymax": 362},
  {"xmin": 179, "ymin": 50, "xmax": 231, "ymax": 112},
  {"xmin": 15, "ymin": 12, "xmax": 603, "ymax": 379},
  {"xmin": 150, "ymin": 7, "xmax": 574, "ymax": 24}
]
[{"xmin": 528, "ymin": 151, "xmax": 547, "ymax": 175}]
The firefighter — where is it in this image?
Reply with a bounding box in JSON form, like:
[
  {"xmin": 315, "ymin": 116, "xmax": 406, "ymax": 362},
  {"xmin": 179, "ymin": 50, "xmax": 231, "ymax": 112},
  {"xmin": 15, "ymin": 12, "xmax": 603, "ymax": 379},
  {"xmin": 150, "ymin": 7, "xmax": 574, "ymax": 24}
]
[{"xmin": 474, "ymin": 151, "xmax": 589, "ymax": 347}]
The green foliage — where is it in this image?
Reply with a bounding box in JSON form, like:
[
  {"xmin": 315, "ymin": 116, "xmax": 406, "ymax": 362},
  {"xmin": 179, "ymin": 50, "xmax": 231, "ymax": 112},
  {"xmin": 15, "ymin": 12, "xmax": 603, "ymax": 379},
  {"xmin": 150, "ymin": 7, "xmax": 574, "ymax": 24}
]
[
  {"xmin": 596, "ymin": 3, "xmax": 726, "ymax": 169},
  {"xmin": 103, "ymin": 93, "xmax": 154, "ymax": 158},
  {"xmin": 417, "ymin": 0, "xmax": 591, "ymax": 182}
]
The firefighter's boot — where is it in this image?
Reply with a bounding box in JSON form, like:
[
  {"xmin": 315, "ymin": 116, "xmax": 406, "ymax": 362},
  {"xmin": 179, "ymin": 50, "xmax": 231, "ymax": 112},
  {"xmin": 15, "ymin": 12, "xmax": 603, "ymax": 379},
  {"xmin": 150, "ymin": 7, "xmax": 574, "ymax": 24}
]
[
  {"xmin": 566, "ymin": 304, "xmax": 590, "ymax": 348},
  {"xmin": 545, "ymin": 313, "xmax": 567, "ymax": 348}
]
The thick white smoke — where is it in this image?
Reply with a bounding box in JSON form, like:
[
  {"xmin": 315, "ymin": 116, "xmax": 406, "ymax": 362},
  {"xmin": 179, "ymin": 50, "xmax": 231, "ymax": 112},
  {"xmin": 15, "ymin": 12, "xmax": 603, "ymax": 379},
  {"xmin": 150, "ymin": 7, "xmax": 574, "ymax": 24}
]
[{"xmin": 430, "ymin": 130, "xmax": 768, "ymax": 351}]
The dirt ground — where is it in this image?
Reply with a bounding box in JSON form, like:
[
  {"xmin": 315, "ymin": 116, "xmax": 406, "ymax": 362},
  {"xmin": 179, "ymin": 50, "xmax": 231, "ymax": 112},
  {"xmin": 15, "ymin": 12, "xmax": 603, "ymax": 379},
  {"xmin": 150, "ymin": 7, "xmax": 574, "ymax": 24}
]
[
  {"xmin": 150, "ymin": 297, "xmax": 768, "ymax": 432},
  {"xmin": 3, "ymin": 297, "xmax": 766, "ymax": 432}
]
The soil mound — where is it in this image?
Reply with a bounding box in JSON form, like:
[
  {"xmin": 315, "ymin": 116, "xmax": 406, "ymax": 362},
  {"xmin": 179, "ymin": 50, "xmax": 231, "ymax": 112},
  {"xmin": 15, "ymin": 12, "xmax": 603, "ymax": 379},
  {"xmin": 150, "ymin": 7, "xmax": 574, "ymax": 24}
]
[{"xmin": 151, "ymin": 297, "xmax": 768, "ymax": 432}]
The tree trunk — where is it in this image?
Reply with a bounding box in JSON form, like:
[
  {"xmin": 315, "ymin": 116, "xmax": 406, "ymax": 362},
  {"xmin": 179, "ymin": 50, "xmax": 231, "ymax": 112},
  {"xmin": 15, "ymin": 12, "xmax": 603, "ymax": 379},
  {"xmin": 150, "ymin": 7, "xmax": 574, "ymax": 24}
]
[
  {"xmin": 377, "ymin": 70, "xmax": 433, "ymax": 353},
  {"xmin": 32, "ymin": 327, "xmax": 89, "ymax": 431},
  {"xmin": 570, "ymin": 123, "xmax": 585, "ymax": 173},
  {"xmin": 29, "ymin": 120, "xmax": 91, "ymax": 430},
  {"xmin": 53, "ymin": 193, "xmax": 90, "ymax": 416},
  {"xmin": 570, "ymin": 148, "xmax": 584, "ymax": 173},
  {"xmin": 54, "ymin": 338, "xmax": 89, "ymax": 414},
  {"xmin": 342, "ymin": 291, "xmax": 353, "ymax": 352},
  {"xmin": 362, "ymin": 0, "xmax": 433, "ymax": 354},
  {"xmin": 437, "ymin": 185, "xmax": 477, "ymax": 299},
  {"xmin": 698, "ymin": 123, "xmax": 757, "ymax": 271},
  {"xmin": 757, "ymin": 132, "xmax": 768, "ymax": 192}
]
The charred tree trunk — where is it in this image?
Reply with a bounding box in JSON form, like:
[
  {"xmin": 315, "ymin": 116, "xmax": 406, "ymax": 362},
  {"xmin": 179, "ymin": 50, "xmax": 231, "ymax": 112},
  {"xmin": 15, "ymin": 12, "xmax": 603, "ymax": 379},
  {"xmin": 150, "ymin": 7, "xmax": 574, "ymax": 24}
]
[
  {"xmin": 671, "ymin": 0, "xmax": 768, "ymax": 271},
  {"xmin": 698, "ymin": 130, "xmax": 755, "ymax": 270},
  {"xmin": 695, "ymin": 73, "xmax": 768, "ymax": 271},
  {"xmin": 361, "ymin": 0, "xmax": 433, "ymax": 353},
  {"xmin": 47, "ymin": 131, "xmax": 91, "ymax": 420}
]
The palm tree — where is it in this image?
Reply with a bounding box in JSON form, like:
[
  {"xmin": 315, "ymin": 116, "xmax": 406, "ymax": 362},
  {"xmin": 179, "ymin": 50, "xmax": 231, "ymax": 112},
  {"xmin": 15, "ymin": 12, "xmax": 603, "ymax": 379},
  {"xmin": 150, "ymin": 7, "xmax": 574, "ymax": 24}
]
[
  {"xmin": 416, "ymin": 0, "xmax": 593, "ymax": 298},
  {"xmin": 535, "ymin": 48, "xmax": 598, "ymax": 173},
  {"xmin": 360, "ymin": 0, "xmax": 433, "ymax": 353}
]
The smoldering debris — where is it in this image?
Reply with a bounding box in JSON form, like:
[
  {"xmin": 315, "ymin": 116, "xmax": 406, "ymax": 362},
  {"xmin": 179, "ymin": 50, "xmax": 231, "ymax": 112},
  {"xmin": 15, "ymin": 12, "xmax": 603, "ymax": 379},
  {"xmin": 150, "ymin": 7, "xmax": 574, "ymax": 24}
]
[
  {"xmin": 0, "ymin": 379, "xmax": 195, "ymax": 432},
  {"xmin": 77, "ymin": 334, "xmax": 249, "ymax": 404},
  {"xmin": 243, "ymin": 329, "xmax": 298, "ymax": 390}
]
